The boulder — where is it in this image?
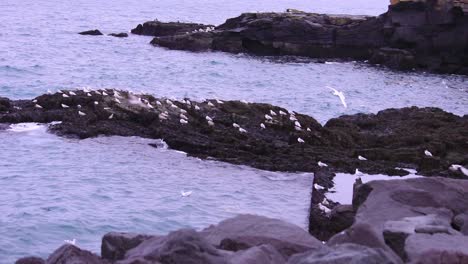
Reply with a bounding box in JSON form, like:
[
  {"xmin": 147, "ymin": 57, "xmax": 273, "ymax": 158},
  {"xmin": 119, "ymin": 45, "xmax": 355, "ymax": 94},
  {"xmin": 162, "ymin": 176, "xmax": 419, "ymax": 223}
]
[
  {"xmin": 453, "ymin": 213, "xmax": 468, "ymax": 235},
  {"xmin": 131, "ymin": 21, "xmax": 214, "ymax": 37},
  {"xmin": 109, "ymin": 33, "xmax": 128, "ymax": 38},
  {"xmin": 228, "ymin": 244, "xmax": 286, "ymax": 264},
  {"xmin": 120, "ymin": 229, "xmax": 228, "ymax": 264},
  {"xmin": 405, "ymin": 233, "xmax": 468, "ymax": 264},
  {"xmin": 287, "ymin": 243, "xmax": 398, "ymax": 264},
  {"xmin": 15, "ymin": 257, "xmax": 45, "ymax": 264},
  {"xmin": 78, "ymin": 29, "xmax": 103, "ymax": 36},
  {"xmin": 101, "ymin": 232, "xmax": 155, "ymax": 261},
  {"xmin": 201, "ymin": 214, "xmax": 324, "ymax": 255},
  {"xmin": 47, "ymin": 244, "xmax": 107, "ymax": 264}
]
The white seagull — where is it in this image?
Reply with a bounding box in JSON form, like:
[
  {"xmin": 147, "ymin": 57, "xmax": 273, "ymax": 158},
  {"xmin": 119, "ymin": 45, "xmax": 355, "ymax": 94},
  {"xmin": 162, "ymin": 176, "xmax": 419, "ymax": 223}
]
[
  {"xmin": 62, "ymin": 94, "xmax": 69, "ymax": 98},
  {"xmin": 239, "ymin": 127, "xmax": 247, "ymax": 133},
  {"xmin": 35, "ymin": 104, "xmax": 43, "ymax": 109},
  {"xmin": 115, "ymin": 98, "xmax": 122, "ymax": 104},
  {"xmin": 232, "ymin": 123, "xmax": 240, "ymax": 128},
  {"xmin": 207, "ymin": 120, "xmax": 215, "ymax": 126},
  {"xmin": 207, "ymin": 101, "xmax": 215, "ymax": 107},
  {"xmin": 260, "ymin": 123, "xmax": 266, "ymax": 129},
  {"xmin": 205, "ymin": 116, "xmax": 213, "ymax": 122},
  {"xmin": 424, "ymin": 150, "xmax": 433, "ymax": 157},
  {"xmin": 327, "ymin": 86, "xmax": 347, "ymax": 108},
  {"xmin": 108, "ymin": 114, "xmax": 114, "ymax": 119},
  {"xmin": 358, "ymin": 155, "xmax": 367, "ymax": 161},
  {"xmin": 279, "ymin": 110, "xmax": 287, "ymax": 115},
  {"xmin": 69, "ymin": 91, "xmax": 77, "ymax": 96},
  {"xmin": 181, "ymin": 190, "xmax": 192, "ymax": 197},
  {"xmin": 318, "ymin": 161, "xmax": 328, "ymax": 167},
  {"xmin": 270, "ymin": 110, "xmax": 277, "ymax": 116},
  {"xmin": 78, "ymin": 111, "xmax": 86, "ymax": 116},
  {"xmin": 61, "ymin": 104, "xmax": 69, "ymax": 108},
  {"xmin": 194, "ymin": 105, "xmax": 200, "ymax": 110},
  {"xmin": 87, "ymin": 93, "xmax": 92, "ymax": 97},
  {"xmin": 180, "ymin": 119, "xmax": 188, "ymax": 124},
  {"xmin": 180, "ymin": 114, "xmax": 188, "ymax": 120},
  {"xmin": 32, "ymin": 99, "xmax": 37, "ymax": 103},
  {"xmin": 265, "ymin": 114, "xmax": 273, "ymax": 120},
  {"xmin": 314, "ymin": 183, "xmax": 325, "ymax": 190},
  {"xmin": 94, "ymin": 101, "xmax": 99, "ymax": 105},
  {"xmin": 449, "ymin": 164, "xmax": 468, "ymax": 176},
  {"xmin": 297, "ymin": 137, "xmax": 305, "ymax": 143}
]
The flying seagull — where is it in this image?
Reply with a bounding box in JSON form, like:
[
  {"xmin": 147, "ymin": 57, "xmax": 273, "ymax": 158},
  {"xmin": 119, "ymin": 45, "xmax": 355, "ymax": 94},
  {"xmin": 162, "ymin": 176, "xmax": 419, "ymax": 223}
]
[{"xmin": 327, "ymin": 86, "xmax": 347, "ymax": 108}]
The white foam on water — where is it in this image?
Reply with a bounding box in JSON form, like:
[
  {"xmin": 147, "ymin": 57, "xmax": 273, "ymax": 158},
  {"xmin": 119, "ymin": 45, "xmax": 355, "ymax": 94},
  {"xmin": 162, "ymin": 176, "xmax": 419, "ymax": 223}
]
[
  {"xmin": 8, "ymin": 123, "xmax": 45, "ymax": 132},
  {"xmin": 326, "ymin": 171, "xmax": 422, "ymax": 205}
]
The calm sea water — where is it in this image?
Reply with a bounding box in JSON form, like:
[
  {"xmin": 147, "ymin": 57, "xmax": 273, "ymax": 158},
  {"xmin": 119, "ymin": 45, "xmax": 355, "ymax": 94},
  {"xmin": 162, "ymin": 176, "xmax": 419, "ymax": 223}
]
[{"xmin": 0, "ymin": 0, "xmax": 467, "ymax": 262}]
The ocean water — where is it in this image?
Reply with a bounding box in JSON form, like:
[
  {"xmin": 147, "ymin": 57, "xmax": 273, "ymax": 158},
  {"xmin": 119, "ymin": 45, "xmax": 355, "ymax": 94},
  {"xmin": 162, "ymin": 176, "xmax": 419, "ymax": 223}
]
[{"xmin": 0, "ymin": 0, "xmax": 467, "ymax": 262}]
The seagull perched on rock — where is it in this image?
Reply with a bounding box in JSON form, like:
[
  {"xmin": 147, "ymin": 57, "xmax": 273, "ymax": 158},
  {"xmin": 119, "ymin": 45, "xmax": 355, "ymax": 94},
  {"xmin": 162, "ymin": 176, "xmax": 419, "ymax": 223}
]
[
  {"xmin": 32, "ymin": 99, "xmax": 37, "ymax": 103},
  {"xmin": 318, "ymin": 161, "xmax": 328, "ymax": 167},
  {"xmin": 180, "ymin": 113, "xmax": 188, "ymax": 120},
  {"xmin": 297, "ymin": 137, "xmax": 305, "ymax": 143},
  {"xmin": 358, "ymin": 155, "xmax": 367, "ymax": 161},
  {"xmin": 206, "ymin": 116, "xmax": 213, "ymax": 122},
  {"xmin": 239, "ymin": 127, "xmax": 247, "ymax": 133},
  {"xmin": 69, "ymin": 91, "xmax": 76, "ymax": 96},
  {"xmin": 64, "ymin": 239, "xmax": 76, "ymax": 245},
  {"xmin": 179, "ymin": 109, "xmax": 187, "ymax": 114},
  {"xmin": 181, "ymin": 190, "xmax": 192, "ymax": 197},
  {"xmin": 207, "ymin": 120, "xmax": 214, "ymax": 126},
  {"xmin": 194, "ymin": 105, "xmax": 200, "ymax": 110},
  {"xmin": 314, "ymin": 183, "xmax": 325, "ymax": 190},
  {"xmin": 61, "ymin": 104, "xmax": 69, "ymax": 108},
  {"xmin": 279, "ymin": 110, "xmax": 287, "ymax": 116},
  {"xmin": 87, "ymin": 93, "xmax": 92, "ymax": 97},
  {"xmin": 115, "ymin": 98, "xmax": 121, "ymax": 104},
  {"xmin": 265, "ymin": 114, "xmax": 273, "ymax": 120},
  {"xmin": 94, "ymin": 101, "xmax": 99, "ymax": 105},
  {"xmin": 62, "ymin": 94, "xmax": 69, "ymax": 98},
  {"xmin": 35, "ymin": 104, "xmax": 43, "ymax": 109},
  {"xmin": 240, "ymin": 100, "xmax": 249, "ymax": 104},
  {"xmin": 354, "ymin": 168, "xmax": 363, "ymax": 176},
  {"xmin": 270, "ymin": 110, "xmax": 277, "ymax": 116},
  {"xmin": 102, "ymin": 91, "xmax": 108, "ymax": 96},
  {"xmin": 207, "ymin": 101, "xmax": 215, "ymax": 107},
  {"xmin": 260, "ymin": 123, "xmax": 266, "ymax": 129},
  {"xmin": 78, "ymin": 111, "xmax": 86, "ymax": 116},
  {"xmin": 108, "ymin": 114, "xmax": 114, "ymax": 119},
  {"xmin": 233, "ymin": 123, "xmax": 240, "ymax": 128},
  {"xmin": 327, "ymin": 86, "xmax": 347, "ymax": 108},
  {"xmin": 424, "ymin": 150, "xmax": 433, "ymax": 157},
  {"xmin": 156, "ymin": 101, "xmax": 162, "ymax": 106},
  {"xmin": 180, "ymin": 119, "xmax": 188, "ymax": 124}
]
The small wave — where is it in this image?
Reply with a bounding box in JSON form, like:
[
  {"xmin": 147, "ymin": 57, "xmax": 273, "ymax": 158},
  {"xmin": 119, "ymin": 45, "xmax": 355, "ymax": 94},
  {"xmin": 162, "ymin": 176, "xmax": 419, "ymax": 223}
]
[{"xmin": 8, "ymin": 123, "xmax": 45, "ymax": 132}]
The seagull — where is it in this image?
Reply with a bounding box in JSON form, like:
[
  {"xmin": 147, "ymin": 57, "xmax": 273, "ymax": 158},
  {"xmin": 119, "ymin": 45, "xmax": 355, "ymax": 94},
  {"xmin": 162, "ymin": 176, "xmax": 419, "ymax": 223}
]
[
  {"xmin": 57, "ymin": 90, "xmax": 63, "ymax": 94},
  {"xmin": 233, "ymin": 123, "xmax": 240, "ymax": 128},
  {"xmin": 69, "ymin": 91, "xmax": 76, "ymax": 96},
  {"xmin": 156, "ymin": 101, "xmax": 162, "ymax": 106},
  {"xmin": 77, "ymin": 104, "xmax": 82, "ymax": 108},
  {"xmin": 78, "ymin": 111, "xmax": 86, "ymax": 116},
  {"xmin": 194, "ymin": 105, "xmax": 200, "ymax": 110},
  {"xmin": 327, "ymin": 86, "xmax": 347, "ymax": 108},
  {"xmin": 289, "ymin": 115, "xmax": 297, "ymax": 121},
  {"xmin": 449, "ymin": 164, "xmax": 468, "ymax": 176},
  {"xmin": 358, "ymin": 155, "xmax": 367, "ymax": 161},
  {"xmin": 314, "ymin": 183, "xmax": 325, "ymax": 190},
  {"xmin": 354, "ymin": 168, "xmax": 363, "ymax": 176},
  {"xmin": 180, "ymin": 119, "xmax": 188, "ymax": 124},
  {"xmin": 32, "ymin": 99, "xmax": 37, "ymax": 103},
  {"xmin": 306, "ymin": 128, "xmax": 311, "ymax": 132},
  {"xmin": 147, "ymin": 103, "xmax": 154, "ymax": 109},
  {"xmin": 207, "ymin": 101, "xmax": 215, "ymax": 107},
  {"xmin": 115, "ymin": 98, "xmax": 121, "ymax": 104},
  {"xmin": 35, "ymin": 104, "xmax": 43, "ymax": 109},
  {"xmin": 94, "ymin": 101, "xmax": 99, "ymax": 105},
  {"xmin": 108, "ymin": 114, "xmax": 114, "ymax": 119},
  {"xmin": 102, "ymin": 91, "xmax": 108, "ymax": 96},
  {"xmin": 62, "ymin": 94, "xmax": 69, "ymax": 98},
  {"xmin": 159, "ymin": 113, "xmax": 168, "ymax": 120},
  {"xmin": 240, "ymin": 100, "xmax": 249, "ymax": 104},
  {"xmin": 295, "ymin": 121, "xmax": 301, "ymax": 127},
  {"xmin": 207, "ymin": 120, "xmax": 214, "ymax": 126},
  {"xmin": 424, "ymin": 150, "xmax": 433, "ymax": 157},
  {"xmin": 64, "ymin": 239, "xmax": 76, "ymax": 245},
  {"xmin": 297, "ymin": 137, "xmax": 305, "ymax": 143},
  {"xmin": 270, "ymin": 110, "xmax": 277, "ymax": 116},
  {"xmin": 295, "ymin": 126, "xmax": 302, "ymax": 131},
  {"xmin": 185, "ymin": 100, "xmax": 191, "ymax": 105},
  {"xmin": 318, "ymin": 203, "xmax": 331, "ymax": 213},
  {"xmin": 239, "ymin": 127, "xmax": 247, "ymax": 133},
  {"xmin": 318, "ymin": 161, "xmax": 328, "ymax": 167},
  {"xmin": 216, "ymin": 99, "xmax": 224, "ymax": 104},
  {"xmin": 181, "ymin": 190, "xmax": 192, "ymax": 197},
  {"xmin": 279, "ymin": 110, "xmax": 287, "ymax": 115},
  {"xmin": 61, "ymin": 104, "xmax": 69, "ymax": 108},
  {"xmin": 180, "ymin": 109, "xmax": 187, "ymax": 114},
  {"xmin": 166, "ymin": 99, "xmax": 172, "ymax": 105},
  {"xmin": 87, "ymin": 93, "xmax": 92, "ymax": 97},
  {"xmin": 170, "ymin": 104, "xmax": 178, "ymax": 109},
  {"xmin": 180, "ymin": 113, "xmax": 188, "ymax": 120},
  {"xmin": 47, "ymin": 89, "xmax": 52, "ymax": 94},
  {"xmin": 265, "ymin": 114, "xmax": 273, "ymax": 120},
  {"xmin": 260, "ymin": 123, "xmax": 266, "ymax": 129},
  {"xmin": 322, "ymin": 198, "xmax": 330, "ymax": 206},
  {"xmin": 206, "ymin": 116, "xmax": 213, "ymax": 122}
]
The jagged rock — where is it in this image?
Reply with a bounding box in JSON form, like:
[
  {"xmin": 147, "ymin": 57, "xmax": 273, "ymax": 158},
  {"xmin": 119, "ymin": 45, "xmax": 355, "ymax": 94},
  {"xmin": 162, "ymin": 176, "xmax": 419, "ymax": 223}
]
[
  {"xmin": 405, "ymin": 233, "xmax": 468, "ymax": 264},
  {"xmin": 453, "ymin": 213, "xmax": 468, "ymax": 235},
  {"xmin": 142, "ymin": 1, "xmax": 468, "ymax": 74},
  {"xmin": 101, "ymin": 232, "xmax": 155, "ymax": 261},
  {"xmin": 109, "ymin": 33, "xmax": 128, "ymax": 38},
  {"xmin": 131, "ymin": 21, "xmax": 214, "ymax": 36},
  {"xmin": 79, "ymin": 29, "xmax": 103, "ymax": 36},
  {"xmin": 120, "ymin": 229, "xmax": 228, "ymax": 264},
  {"xmin": 47, "ymin": 244, "xmax": 107, "ymax": 264},
  {"xmin": 201, "ymin": 214, "xmax": 324, "ymax": 255},
  {"xmin": 287, "ymin": 243, "xmax": 398, "ymax": 264},
  {"xmin": 15, "ymin": 257, "xmax": 45, "ymax": 264},
  {"xmin": 228, "ymin": 244, "xmax": 286, "ymax": 264}
]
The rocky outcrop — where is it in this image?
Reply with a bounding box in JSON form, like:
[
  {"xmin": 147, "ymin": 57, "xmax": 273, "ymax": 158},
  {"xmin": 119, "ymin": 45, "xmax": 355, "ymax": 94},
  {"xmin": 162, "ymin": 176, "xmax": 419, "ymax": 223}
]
[
  {"xmin": 79, "ymin": 29, "xmax": 103, "ymax": 36},
  {"xmin": 108, "ymin": 33, "xmax": 128, "ymax": 38},
  {"xmin": 101, "ymin": 232, "xmax": 156, "ymax": 261},
  {"xmin": 0, "ymin": 90, "xmax": 466, "ymax": 178},
  {"xmin": 143, "ymin": 1, "xmax": 468, "ymax": 74},
  {"xmin": 47, "ymin": 244, "xmax": 107, "ymax": 264},
  {"xmin": 131, "ymin": 20, "xmax": 214, "ymax": 37}
]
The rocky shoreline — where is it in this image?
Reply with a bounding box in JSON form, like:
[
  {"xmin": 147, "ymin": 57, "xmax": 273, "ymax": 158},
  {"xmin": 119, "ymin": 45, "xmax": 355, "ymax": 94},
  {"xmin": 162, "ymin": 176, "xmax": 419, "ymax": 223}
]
[
  {"xmin": 128, "ymin": 1, "xmax": 468, "ymax": 75},
  {"xmin": 3, "ymin": 89, "xmax": 467, "ymax": 263},
  {"xmin": 16, "ymin": 177, "xmax": 468, "ymax": 263}
]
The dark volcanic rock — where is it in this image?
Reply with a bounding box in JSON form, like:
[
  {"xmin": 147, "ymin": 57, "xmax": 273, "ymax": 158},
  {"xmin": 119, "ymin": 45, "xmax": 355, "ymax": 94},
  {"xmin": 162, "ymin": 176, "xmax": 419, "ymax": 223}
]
[
  {"xmin": 0, "ymin": 91, "xmax": 466, "ymax": 177},
  {"xmin": 47, "ymin": 244, "xmax": 107, "ymax": 264},
  {"xmin": 144, "ymin": 1, "xmax": 468, "ymax": 74},
  {"xmin": 228, "ymin": 244, "xmax": 286, "ymax": 264},
  {"xmin": 101, "ymin": 232, "xmax": 155, "ymax": 261},
  {"xmin": 109, "ymin": 32, "xmax": 128, "ymax": 38},
  {"xmin": 79, "ymin": 29, "xmax": 103, "ymax": 36},
  {"xmin": 15, "ymin": 257, "xmax": 45, "ymax": 264},
  {"xmin": 131, "ymin": 20, "xmax": 214, "ymax": 37}
]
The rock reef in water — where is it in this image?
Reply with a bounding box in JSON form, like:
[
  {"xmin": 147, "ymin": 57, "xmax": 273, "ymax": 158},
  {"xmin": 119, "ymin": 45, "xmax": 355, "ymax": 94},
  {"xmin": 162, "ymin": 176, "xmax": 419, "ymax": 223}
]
[
  {"xmin": 108, "ymin": 33, "xmax": 128, "ymax": 38},
  {"xmin": 0, "ymin": 90, "xmax": 466, "ymax": 178},
  {"xmin": 78, "ymin": 29, "xmax": 103, "ymax": 36},
  {"xmin": 16, "ymin": 177, "xmax": 468, "ymax": 263},
  {"xmin": 137, "ymin": 0, "xmax": 468, "ymax": 74}
]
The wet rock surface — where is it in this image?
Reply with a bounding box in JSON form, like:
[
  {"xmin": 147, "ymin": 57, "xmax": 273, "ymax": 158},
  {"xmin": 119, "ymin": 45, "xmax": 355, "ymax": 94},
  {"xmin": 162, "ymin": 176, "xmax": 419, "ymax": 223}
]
[
  {"xmin": 79, "ymin": 29, "xmax": 103, "ymax": 36},
  {"xmin": 131, "ymin": 20, "xmax": 214, "ymax": 37},
  {"xmin": 0, "ymin": 90, "xmax": 466, "ymax": 178},
  {"xmin": 109, "ymin": 32, "xmax": 128, "ymax": 38},
  {"xmin": 143, "ymin": 1, "xmax": 468, "ymax": 74}
]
